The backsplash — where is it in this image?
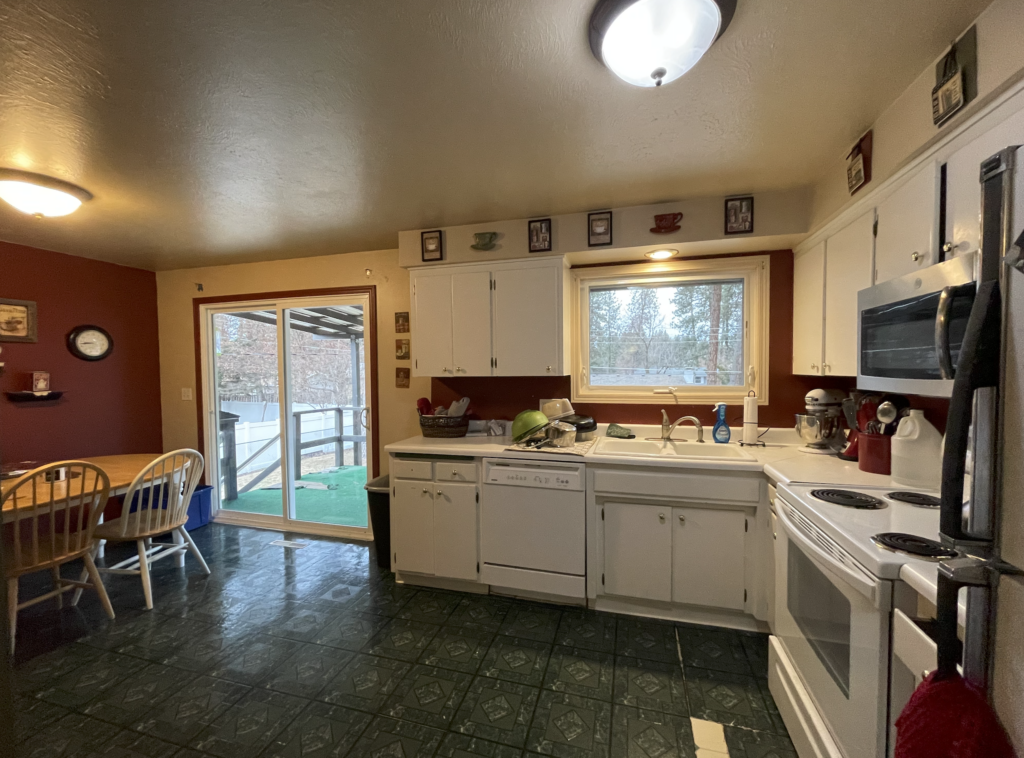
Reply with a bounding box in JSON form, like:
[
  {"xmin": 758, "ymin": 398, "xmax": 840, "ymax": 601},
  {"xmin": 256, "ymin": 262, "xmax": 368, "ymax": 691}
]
[{"xmin": 431, "ymin": 376, "xmax": 950, "ymax": 433}]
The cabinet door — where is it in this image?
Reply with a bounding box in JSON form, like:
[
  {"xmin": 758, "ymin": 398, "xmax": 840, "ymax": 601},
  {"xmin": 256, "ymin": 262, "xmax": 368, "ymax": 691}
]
[
  {"xmin": 412, "ymin": 273, "xmax": 453, "ymax": 377},
  {"xmin": 946, "ymin": 108, "xmax": 1024, "ymax": 259},
  {"xmin": 672, "ymin": 507, "xmax": 746, "ymax": 610},
  {"xmin": 391, "ymin": 480, "xmax": 434, "ymax": 575},
  {"xmin": 792, "ymin": 242, "xmax": 825, "ymax": 375},
  {"xmin": 824, "ymin": 211, "xmax": 874, "ymax": 377},
  {"xmin": 492, "ymin": 264, "xmax": 561, "ymax": 376},
  {"xmin": 875, "ymin": 163, "xmax": 939, "ymax": 283},
  {"xmin": 603, "ymin": 502, "xmax": 672, "ymax": 601},
  {"xmin": 433, "ymin": 482, "xmax": 478, "ymax": 581},
  {"xmin": 451, "ymin": 271, "xmax": 493, "ymax": 377}
]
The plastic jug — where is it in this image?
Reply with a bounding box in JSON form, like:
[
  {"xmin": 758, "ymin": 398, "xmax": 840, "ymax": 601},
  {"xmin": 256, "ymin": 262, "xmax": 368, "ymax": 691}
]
[{"xmin": 891, "ymin": 410, "xmax": 943, "ymax": 489}]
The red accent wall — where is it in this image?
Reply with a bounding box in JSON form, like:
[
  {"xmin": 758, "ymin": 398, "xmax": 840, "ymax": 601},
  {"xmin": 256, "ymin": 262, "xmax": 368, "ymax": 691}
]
[
  {"xmin": 0, "ymin": 242, "xmax": 162, "ymax": 464},
  {"xmin": 431, "ymin": 250, "xmax": 950, "ymax": 432}
]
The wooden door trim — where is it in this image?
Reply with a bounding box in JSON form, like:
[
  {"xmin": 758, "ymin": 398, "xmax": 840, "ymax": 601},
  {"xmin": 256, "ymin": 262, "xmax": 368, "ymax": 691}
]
[{"xmin": 192, "ymin": 286, "xmax": 381, "ymax": 485}]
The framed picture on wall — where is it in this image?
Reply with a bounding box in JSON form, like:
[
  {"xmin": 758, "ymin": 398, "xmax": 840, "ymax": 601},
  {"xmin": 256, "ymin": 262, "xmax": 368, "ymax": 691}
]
[
  {"xmin": 396, "ymin": 339, "xmax": 410, "ymax": 360},
  {"xmin": 528, "ymin": 218, "xmax": 552, "ymax": 253},
  {"xmin": 421, "ymin": 230, "xmax": 444, "ymax": 262},
  {"xmin": 395, "ymin": 312, "xmax": 410, "ymax": 333},
  {"xmin": 724, "ymin": 196, "xmax": 754, "ymax": 235},
  {"xmin": 0, "ymin": 298, "xmax": 37, "ymax": 343},
  {"xmin": 588, "ymin": 211, "xmax": 613, "ymax": 247},
  {"xmin": 396, "ymin": 367, "xmax": 411, "ymax": 388}
]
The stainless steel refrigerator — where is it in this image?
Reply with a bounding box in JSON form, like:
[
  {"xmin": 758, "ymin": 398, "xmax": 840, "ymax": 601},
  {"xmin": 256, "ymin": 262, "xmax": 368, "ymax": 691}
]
[{"xmin": 937, "ymin": 144, "xmax": 1024, "ymax": 748}]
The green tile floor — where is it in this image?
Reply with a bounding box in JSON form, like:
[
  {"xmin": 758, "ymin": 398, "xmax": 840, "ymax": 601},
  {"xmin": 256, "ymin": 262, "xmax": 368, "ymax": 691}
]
[
  {"xmin": 11, "ymin": 525, "xmax": 797, "ymax": 758},
  {"xmin": 222, "ymin": 466, "xmax": 369, "ymax": 527}
]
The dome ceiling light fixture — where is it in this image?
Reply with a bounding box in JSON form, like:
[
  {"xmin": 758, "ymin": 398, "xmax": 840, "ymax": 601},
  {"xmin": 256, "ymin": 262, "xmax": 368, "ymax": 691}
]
[
  {"xmin": 646, "ymin": 249, "xmax": 679, "ymax": 259},
  {"xmin": 589, "ymin": 0, "xmax": 736, "ymax": 88},
  {"xmin": 0, "ymin": 168, "xmax": 93, "ymax": 217}
]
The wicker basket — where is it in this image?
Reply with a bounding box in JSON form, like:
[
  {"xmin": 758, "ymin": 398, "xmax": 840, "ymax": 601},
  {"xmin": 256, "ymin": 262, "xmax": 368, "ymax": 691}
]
[{"xmin": 419, "ymin": 414, "xmax": 470, "ymax": 438}]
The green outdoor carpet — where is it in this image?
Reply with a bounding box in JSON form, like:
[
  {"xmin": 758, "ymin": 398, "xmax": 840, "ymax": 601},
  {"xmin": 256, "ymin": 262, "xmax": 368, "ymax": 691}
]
[{"xmin": 223, "ymin": 466, "xmax": 369, "ymax": 527}]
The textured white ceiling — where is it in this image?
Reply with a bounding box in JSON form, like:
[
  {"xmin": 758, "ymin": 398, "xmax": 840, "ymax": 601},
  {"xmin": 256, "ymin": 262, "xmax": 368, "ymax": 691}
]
[{"xmin": 0, "ymin": 0, "xmax": 991, "ymax": 270}]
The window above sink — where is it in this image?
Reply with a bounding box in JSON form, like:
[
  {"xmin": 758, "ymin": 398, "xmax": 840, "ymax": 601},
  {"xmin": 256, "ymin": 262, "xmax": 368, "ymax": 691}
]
[{"xmin": 571, "ymin": 256, "xmax": 770, "ymax": 405}]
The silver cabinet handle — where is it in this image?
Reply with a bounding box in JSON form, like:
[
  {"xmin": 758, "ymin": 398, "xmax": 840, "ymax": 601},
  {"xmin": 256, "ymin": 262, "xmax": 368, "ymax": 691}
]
[
  {"xmin": 452, "ymin": 469, "xmax": 458, "ymax": 476},
  {"xmin": 911, "ymin": 251, "xmax": 921, "ymax": 262},
  {"xmin": 823, "ymin": 363, "xmax": 831, "ymax": 372},
  {"xmin": 422, "ymin": 488, "xmax": 430, "ymax": 494},
  {"xmin": 546, "ymin": 366, "xmax": 552, "ymax": 373},
  {"xmin": 678, "ymin": 514, "xmax": 685, "ymax": 524},
  {"xmin": 658, "ymin": 513, "xmax": 666, "ymax": 523},
  {"xmin": 436, "ymin": 489, "xmax": 443, "ymax": 496},
  {"xmin": 810, "ymin": 363, "xmax": 818, "ymax": 371}
]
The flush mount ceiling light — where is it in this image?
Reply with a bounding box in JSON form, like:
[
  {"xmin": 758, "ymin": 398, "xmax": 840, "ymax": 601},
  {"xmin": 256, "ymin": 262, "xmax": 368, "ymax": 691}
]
[
  {"xmin": 589, "ymin": 0, "xmax": 736, "ymax": 87},
  {"xmin": 0, "ymin": 168, "xmax": 92, "ymax": 217},
  {"xmin": 645, "ymin": 249, "xmax": 678, "ymax": 259}
]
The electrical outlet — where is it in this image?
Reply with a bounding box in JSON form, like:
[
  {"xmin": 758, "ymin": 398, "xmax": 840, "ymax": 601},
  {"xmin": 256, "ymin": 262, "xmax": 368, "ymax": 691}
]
[{"xmin": 181, "ymin": 388, "xmax": 193, "ymax": 401}]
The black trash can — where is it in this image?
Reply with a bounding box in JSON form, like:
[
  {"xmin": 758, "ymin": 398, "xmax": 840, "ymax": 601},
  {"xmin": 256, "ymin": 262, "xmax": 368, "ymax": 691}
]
[{"xmin": 365, "ymin": 474, "xmax": 391, "ymax": 570}]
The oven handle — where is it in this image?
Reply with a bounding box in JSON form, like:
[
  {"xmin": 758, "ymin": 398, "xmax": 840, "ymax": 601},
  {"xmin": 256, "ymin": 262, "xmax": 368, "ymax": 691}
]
[
  {"xmin": 776, "ymin": 499, "xmax": 880, "ymax": 606},
  {"xmin": 934, "ymin": 283, "xmax": 976, "ymax": 380}
]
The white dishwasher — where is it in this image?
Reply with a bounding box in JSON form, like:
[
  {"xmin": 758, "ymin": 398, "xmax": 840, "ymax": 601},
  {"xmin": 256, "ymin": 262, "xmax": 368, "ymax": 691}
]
[{"xmin": 480, "ymin": 457, "xmax": 587, "ymax": 598}]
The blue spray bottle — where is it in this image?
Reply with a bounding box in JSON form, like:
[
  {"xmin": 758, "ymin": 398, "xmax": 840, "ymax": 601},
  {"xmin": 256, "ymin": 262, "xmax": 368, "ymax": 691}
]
[{"xmin": 712, "ymin": 403, "xmax": 730, "ymax": 443}]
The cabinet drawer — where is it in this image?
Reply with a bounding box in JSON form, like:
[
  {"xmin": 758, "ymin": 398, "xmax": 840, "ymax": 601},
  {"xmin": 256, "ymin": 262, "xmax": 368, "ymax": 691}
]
[
  {"xmin": 435, "ymin": 462, "xmax": 478, "ymax": 482},
  {"xmin": 392, "ymin": 459, "xmax": 434, "ymax": 480},
  {"xmin": 593, "ymin": 469, "xmax": 760, "ymax": 503}
]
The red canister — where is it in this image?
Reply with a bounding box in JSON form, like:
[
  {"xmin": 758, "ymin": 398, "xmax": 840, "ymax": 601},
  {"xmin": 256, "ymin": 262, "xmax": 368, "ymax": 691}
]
[{"xmin": 858, "ymin": 433, "xmax": 891, "ymax": 475}]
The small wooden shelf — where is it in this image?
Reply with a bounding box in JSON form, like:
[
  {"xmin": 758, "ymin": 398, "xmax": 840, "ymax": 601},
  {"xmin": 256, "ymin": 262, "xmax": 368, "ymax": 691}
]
[{"xmin": 4, "ymin": 391, "xmax": 64, "ymax": 403}]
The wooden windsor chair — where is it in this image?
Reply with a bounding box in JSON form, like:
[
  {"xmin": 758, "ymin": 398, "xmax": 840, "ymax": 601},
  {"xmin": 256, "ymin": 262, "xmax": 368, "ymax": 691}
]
[
  {"xmin": 72, "ymin": 450, "xmax": 209, "ymax": 611},
  {"xmin": 2, "ymin": 461, "xmax": 115, "ymax": 654}
]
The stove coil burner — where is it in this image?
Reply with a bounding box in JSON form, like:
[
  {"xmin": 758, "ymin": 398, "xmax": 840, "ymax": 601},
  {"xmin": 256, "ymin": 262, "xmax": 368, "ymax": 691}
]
[
  {"xmin": 887, "ymin": 491, "xmax": 941, "ymax": 508},
  {"xmin": 871, "ymin": 532, "xmax": 959, "ymax": 560},
  {"xmin": 810, "ymin": 489, "xmax": 886, "ymax": 509}
]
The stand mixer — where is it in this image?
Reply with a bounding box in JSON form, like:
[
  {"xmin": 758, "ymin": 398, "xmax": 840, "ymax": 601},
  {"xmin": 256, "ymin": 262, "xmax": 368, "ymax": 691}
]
[{"xmin": 795, "ymin": 389, "xmax": 848, "ymax": 455}]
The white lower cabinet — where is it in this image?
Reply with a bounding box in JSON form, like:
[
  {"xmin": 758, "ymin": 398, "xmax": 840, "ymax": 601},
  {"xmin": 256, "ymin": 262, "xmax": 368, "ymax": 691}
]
[
  {"xmin": 392, "ymin": 480, "xmax": 435, "ymax": 575},
  {"xmin": 671, "ymin": 507, "xmax": 746, "ymax": 610},
  {"xmin": 391, "ymin": 458, "xmax": 479, "ymax": 582},
  {"xmin": 603, "ymin": 501, "xmax": 747, "ymax": 610},
  {"xmin": 603, "ymin": 502, "xmax": 672, "ymax": 601},
  {"xmin": 432, "ymin": 482, "xmax": 478, "ymax": 581}
]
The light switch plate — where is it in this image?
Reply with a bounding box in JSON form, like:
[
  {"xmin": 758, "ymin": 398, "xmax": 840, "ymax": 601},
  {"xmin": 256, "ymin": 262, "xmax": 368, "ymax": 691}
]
[{"xmin": 181, "ymin": 388, "xmax": 193, "ymax": 401}]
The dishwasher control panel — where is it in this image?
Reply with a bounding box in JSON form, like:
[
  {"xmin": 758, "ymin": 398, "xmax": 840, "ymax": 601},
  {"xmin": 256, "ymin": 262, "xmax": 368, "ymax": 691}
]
[{"xmin": 483, "ymin": 460, "xmax": 584, "ymax": 491}]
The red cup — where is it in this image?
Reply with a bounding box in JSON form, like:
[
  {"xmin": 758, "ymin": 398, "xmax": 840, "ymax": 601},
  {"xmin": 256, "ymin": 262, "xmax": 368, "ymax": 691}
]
[{"xmin": 858, "ymin": 433, "xmax": 891, "ymax": 475}]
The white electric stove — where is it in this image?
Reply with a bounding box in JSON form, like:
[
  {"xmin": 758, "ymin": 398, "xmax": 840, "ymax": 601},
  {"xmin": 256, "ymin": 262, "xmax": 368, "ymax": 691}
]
[{"xmin": 770, "ymin": 482, "xmax": 955, "ymax": 758}]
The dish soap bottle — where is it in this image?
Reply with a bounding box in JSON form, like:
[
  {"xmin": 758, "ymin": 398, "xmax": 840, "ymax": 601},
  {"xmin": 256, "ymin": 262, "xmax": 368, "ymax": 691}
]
[{"xmin": 712, "ymin": 403, "xmax": 730, "ymax": 443}]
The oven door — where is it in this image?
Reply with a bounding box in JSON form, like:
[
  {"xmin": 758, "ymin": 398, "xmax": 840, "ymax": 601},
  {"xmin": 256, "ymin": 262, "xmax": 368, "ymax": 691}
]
[
  {"xmin": 857, "ymin": 254, "xmax": 976, "ymax": 397},
  {"xmin": 773, "ymin": 497, "xmax": 892, "ymax": 758}
]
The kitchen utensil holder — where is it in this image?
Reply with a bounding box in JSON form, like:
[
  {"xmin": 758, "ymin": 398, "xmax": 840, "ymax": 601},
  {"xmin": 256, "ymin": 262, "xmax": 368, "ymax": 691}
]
[
  {"xmin": 420, "ymin": 414, "xmax": 469, "ymax": 438},
  {"xmin": 858, "ymin": 432, "xmax": 891, "ymax": 475}
]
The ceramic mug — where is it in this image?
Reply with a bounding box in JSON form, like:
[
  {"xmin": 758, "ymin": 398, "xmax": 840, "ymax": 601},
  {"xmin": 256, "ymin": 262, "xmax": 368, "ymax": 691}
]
[{"xmin": 652, "ymin": 212, "xmax": 683, "ymax": 233}]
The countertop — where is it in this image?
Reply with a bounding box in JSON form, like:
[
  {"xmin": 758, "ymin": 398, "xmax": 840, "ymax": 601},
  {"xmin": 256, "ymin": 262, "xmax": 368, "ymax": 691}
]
[{"xmin": 386, "ymin": 426, "xmax": 916, "ymax": 487}]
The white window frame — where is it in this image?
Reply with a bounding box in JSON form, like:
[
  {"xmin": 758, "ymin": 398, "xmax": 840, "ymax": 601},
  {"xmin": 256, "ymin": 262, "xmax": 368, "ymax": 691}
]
[{"xmin": 570, "ymin": 256, "xmax": 770, "ymax": 405}]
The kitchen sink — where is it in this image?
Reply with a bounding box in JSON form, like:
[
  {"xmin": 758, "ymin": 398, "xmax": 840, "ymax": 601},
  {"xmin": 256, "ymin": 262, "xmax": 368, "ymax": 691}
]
[{"xmin": 591, "ymin": 437, "xmax": 755, "ymax": 460}]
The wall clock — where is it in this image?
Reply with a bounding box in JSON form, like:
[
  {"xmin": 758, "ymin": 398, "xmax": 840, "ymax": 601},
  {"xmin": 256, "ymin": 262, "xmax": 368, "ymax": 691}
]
[{"xmin": 67, "ymin": 325, "xmax": 113, "ymax": 361}]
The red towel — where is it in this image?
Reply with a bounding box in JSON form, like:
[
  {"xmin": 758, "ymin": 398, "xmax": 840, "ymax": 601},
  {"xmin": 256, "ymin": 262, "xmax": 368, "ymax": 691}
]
[{"xmin": 895, "ymin": 672, "xmax": 1017, "ymax": 758}]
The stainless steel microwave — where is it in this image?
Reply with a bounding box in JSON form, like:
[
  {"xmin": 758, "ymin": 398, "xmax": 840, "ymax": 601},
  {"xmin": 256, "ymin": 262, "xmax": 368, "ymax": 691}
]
[{"xmin": 857, "ymin": 253, "xmax": 977, "ymax": 397}]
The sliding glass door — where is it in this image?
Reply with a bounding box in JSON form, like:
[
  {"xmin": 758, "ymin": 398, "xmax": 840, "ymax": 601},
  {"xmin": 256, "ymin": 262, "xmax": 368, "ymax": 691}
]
[{"xmin": 201, "ymin": 293, "xmax": 374, "ymax": 538}]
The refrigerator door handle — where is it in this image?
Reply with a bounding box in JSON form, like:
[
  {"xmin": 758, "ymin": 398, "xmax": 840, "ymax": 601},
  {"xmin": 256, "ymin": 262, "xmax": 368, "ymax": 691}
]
[{"xmin": 940, "ymin": 279, "xmax": 1002, "ymax": 542}]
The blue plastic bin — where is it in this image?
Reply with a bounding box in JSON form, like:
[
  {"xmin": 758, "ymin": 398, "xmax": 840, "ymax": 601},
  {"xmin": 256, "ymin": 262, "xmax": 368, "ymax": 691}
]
[{"xmin": 184, "ymin": 485, "xmax": 213, "ymax": 531}]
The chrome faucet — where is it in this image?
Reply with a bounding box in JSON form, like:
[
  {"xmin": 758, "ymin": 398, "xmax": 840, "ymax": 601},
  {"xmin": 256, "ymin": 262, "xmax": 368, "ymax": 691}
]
[{"xmin": 655, "ymin": 410, "xmax": 704, "ymax": 443}]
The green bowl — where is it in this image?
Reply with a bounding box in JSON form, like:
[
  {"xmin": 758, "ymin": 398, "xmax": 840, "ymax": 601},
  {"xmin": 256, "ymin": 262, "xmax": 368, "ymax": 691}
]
[{"xmin": 512, "ymin": 410, "xmax": 549, "ymax": 442}]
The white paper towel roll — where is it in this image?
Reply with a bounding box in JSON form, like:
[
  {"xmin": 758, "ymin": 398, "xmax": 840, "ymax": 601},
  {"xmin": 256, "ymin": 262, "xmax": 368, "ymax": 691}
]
[{"xmin": 743, "ymin": 394, "xmax": 759, "ymax": 444}]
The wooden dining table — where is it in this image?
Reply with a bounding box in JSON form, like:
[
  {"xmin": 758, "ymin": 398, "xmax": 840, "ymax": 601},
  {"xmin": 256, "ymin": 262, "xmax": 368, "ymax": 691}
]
[{"xmin": 0, "ymin": 454, "xmax": 161, "ymax": 505}]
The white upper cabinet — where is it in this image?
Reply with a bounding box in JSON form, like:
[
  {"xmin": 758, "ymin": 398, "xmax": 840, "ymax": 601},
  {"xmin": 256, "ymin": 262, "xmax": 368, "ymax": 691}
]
[
  {"xmin": 411, "ymin": 273, "xmax": 453, "ymax": 377},
  {"xmin": 451, "ymin": 271, "xmax": 493, "ymax": 377},
  {"xmin": 874, "ymin": 162, "xmax": 940, "ymax": 283},
  {"xmin": 792, "ymin": 242, "xmax": 825, "ymax": 376},
  {"xmin": 946, "ymin": 107, "xmax": 1024, "ymax": 260},
  {"xmin": 493, "ymin": 263, "xmax": 563, "ymax": 376},
  {"xmin": 824, "ymin": 211, "xmax": 875, "ymax": 377},
  {"xmin": 410, "ymin": 258, "xmax": 569, "ymax": 378}
]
